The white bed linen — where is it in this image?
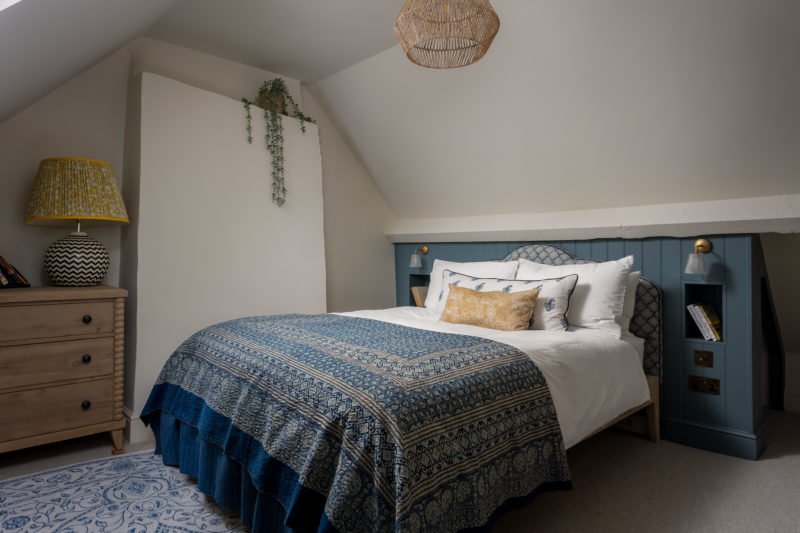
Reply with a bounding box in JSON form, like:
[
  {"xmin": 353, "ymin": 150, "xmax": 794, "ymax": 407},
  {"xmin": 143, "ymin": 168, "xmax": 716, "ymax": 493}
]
[{"xmin": 338, "ymin": 306, "xmax": 651, "ymax": 449}]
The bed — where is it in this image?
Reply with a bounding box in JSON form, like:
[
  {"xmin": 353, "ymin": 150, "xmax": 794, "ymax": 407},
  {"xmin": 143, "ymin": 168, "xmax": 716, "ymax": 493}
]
[{"xmin": 141, "ymin": 244, "xmax": 662, "ymax": 532}]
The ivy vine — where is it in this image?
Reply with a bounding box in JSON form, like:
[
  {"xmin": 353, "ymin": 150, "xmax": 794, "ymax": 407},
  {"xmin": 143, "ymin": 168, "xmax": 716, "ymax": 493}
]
[{"xmin": 242, "ymin": 79, "xmax": 315, "ymax": 206}]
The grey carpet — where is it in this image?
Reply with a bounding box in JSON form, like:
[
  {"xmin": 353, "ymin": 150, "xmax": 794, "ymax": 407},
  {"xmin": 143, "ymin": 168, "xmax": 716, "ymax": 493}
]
[
  {"xmin": 495, "ymin": 409, "xmax": 800, "ymax": 532},
  {"xmin": 1, "ymin": 410, "xmax": 797, "ymax": 532}
]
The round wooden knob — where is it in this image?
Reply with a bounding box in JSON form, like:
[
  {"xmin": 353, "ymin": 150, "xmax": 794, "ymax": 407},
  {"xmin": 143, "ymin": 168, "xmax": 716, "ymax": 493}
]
[
  {"xmin": 82, "ymin": 315, "xmax": 93, "ymax": 324},
  {"xmin": 81, "ymin": 400, "xmax": 92, "ymax": 410},
  {"xmin": 82, "ymin": 354, "xmax": 92, "ymax": 363}
]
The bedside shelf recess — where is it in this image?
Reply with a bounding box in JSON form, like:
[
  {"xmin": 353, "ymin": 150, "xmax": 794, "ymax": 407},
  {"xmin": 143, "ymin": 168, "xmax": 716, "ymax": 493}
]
[{"xmin": 684, "ymin": 282, "xmax": 724, "ymax": 342}]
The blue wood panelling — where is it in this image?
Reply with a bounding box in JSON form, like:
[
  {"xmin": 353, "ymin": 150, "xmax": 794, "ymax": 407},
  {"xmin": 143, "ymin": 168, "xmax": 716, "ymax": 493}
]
[
  {"xmin": 394, "ymin": 235, "xmax": 765, "ymax": 459},
  {"xmin": 661, "ymin": 238, "xmax": 683, "ymax": 420},
  {"xmin": 723, "ymin": 236, "xmax": 752, "ymax": 432}
]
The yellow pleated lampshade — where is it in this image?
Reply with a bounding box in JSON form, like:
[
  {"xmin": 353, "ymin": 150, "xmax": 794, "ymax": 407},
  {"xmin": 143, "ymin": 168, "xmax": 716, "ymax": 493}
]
[{"xmin": 25, "ymin": 157, "xmax": 129, "ymax": 226}]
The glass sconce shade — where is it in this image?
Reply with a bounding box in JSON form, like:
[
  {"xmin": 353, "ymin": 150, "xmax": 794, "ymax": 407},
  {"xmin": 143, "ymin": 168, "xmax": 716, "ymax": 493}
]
[
  {"xmin": 684, "ymin": 252, "xmax": 708, "ymax": 275},
  {"xmin": 409, "ymin": 252, "xmax": 422, "ymax": 268}
]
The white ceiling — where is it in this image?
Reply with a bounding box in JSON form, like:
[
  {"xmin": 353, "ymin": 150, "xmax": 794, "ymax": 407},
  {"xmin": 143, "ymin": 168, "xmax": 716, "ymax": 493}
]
[
  {"xmin": 4, "ymin": 0, "xmax": 798, "ymax": 224},
  {"xmin": 146, "ymin": 0, "xmax": 401, "ymax": 83},
  {"xmin": 0, "ymin": 0, "xmax": 176, "ymax": 123},
  {"xmin": 0, "ymin": 0, "xmax": 402, "ymax": 123},
  {"xmin": 311, "ymin": 0, "xmax": 800, "ymax": 219}
]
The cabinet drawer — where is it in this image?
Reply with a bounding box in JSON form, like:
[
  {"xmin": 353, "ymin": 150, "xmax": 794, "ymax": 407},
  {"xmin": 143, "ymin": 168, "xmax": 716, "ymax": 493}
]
[
  {"xmin": 0, "ymin": 338, "xmax": 114, "ymax": 390},
  {"xmin": 0, "ymin": 379, "xmax": 113, "ymax": 442},
  {"xmin": 0, "ymin": 301, "xmax": 113, "ymax": 342}
]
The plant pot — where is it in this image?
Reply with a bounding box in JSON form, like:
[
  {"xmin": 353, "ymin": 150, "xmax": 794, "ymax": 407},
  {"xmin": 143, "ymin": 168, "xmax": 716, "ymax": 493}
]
[{"xmin": 257, "ymin": 92, "xmax": 285, "ymax": 114}]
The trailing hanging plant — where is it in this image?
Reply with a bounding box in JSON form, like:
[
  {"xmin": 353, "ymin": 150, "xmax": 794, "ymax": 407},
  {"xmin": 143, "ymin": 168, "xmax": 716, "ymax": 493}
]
[{"xmin": 242, "ymin": 79, "xmax": 315, "ymax": 206}]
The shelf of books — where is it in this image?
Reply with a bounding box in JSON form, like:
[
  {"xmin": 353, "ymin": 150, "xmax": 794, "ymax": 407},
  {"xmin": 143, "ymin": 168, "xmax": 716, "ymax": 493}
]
[{"xmin": 684, "ymin": 282, "xmax": 723, "ymax": 343}]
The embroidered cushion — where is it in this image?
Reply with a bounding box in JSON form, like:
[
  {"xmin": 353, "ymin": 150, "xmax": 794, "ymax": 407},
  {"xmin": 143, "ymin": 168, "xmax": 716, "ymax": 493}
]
[
  {"xmin": 440, "ymin": 285, "xmax": 539, "ymax": 331},
  {"xmin": 436, "ymin": 270, "xmax": 579, "ymax": 331},
  {"xmin": 424, "ymin": 259, "xmax": 519, "ymax": 313}
]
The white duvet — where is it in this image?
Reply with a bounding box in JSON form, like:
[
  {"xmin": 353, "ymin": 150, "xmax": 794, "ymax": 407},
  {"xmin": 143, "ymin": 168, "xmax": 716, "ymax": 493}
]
[{"xmin": 339, "ymin": 306, "xmax": 651, "ymax": 449}]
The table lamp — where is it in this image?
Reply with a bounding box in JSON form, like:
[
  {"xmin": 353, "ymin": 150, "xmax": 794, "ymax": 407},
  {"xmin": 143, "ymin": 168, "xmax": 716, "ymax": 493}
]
[{"xmin": 25, "ymin": 157, "xmax": 129, "ymax": 286}]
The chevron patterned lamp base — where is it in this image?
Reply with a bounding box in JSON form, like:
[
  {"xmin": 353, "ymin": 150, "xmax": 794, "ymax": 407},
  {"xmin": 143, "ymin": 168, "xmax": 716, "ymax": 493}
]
[{"xmin": 44, "ymin": 232, "xmax": 110, "ymax": 287}]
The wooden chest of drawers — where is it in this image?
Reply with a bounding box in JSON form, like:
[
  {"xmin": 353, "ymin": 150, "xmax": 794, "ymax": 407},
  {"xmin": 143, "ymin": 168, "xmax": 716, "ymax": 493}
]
[{"xmin": 0, "ymin": 286, "xmax": 127, "ymax": 454}]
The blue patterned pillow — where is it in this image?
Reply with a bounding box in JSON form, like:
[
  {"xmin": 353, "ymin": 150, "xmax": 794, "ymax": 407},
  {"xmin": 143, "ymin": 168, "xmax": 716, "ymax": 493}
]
[{"xmin": 436, "ymin": 270, "xmax": 578, "ymax": 331}]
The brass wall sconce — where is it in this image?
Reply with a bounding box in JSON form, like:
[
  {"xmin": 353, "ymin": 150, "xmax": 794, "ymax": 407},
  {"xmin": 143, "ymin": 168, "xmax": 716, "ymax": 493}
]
[
  {"xmin": 685, "ymin": 238, "xmax": 712, "ymax": 275},
  {"xmin": 409, "ymin": 245, "xmax": 429, "ymax": 268}
]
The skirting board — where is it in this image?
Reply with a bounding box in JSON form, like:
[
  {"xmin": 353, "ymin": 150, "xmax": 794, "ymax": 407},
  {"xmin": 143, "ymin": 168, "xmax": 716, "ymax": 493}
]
[
  {"xmin": 662, "ymin": 416, "xmax": 766, "ymax": 460},
  {"xmin": 123, "ymin": 408, "xmax": 156, "ymax": 447}
]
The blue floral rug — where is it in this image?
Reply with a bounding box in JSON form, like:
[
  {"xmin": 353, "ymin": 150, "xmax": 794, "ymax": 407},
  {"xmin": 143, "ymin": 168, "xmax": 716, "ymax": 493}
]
[{"xmin": 0, "ymin": 451, "xmax": 248, "ymax": 532}]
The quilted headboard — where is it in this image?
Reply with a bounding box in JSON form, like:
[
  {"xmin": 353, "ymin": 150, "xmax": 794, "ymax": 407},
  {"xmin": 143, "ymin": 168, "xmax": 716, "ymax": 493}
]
[{"xmin": 503, "ymin": 244, "xmax": 663, "ymax": 379}]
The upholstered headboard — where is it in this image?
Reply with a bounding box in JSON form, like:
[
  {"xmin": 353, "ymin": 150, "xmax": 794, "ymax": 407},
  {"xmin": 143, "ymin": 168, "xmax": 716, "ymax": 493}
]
[{"xmin": 503, "ymin": 244, "xmax": 663, "ymax": 379}]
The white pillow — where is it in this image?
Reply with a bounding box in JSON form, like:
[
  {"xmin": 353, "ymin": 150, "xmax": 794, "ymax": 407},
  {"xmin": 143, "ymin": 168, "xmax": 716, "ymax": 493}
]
[
  {"xmin": 424, "ymin": 259, "xmax": 519, "ymax": 312},
  {"xmin": 619, "ymin": 271, "xmax": 641, "ymax": 333},
  {"xmin": 437, "ymin": 270, "xmax": 578, "ymax": 331},
  {"xmin": 516, "ymin": 256, "xmax": 634, "ymax": 336}
]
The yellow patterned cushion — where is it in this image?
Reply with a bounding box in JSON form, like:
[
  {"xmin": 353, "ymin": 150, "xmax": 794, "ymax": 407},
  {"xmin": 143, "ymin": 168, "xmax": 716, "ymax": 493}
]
[{"xmin": 440, "ymin": 284, "xmax": 539, "ymax": 331}]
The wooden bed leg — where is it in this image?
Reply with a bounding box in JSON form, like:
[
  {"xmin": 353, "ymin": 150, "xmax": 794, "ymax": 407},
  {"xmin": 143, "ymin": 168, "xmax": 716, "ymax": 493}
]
[
  {"xmin": 110, "ymin": 429, "xmax": 125, "ymax": 455},
  {"xmin": 646, "ymin": 375, "xmax": 660, "ymax": 443}
]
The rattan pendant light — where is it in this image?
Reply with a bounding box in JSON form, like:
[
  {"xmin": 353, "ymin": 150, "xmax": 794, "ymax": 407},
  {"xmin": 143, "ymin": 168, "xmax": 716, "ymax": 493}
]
[{"xmin": 394, "ymin": 0, "xmax": 500, "ymax": 69}]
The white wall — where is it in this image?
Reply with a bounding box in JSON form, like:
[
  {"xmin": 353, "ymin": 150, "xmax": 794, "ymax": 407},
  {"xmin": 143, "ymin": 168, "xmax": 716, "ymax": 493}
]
[
  {"xmin": 127, "ymin": 38, "xmax": 397, "ymax": 313},
  {"xmin": 125, "ymin": 73, "xmax": 326, "ymax": 440},
  {"xmin": 0, "ymin": 48, "xmax": 131, "ymax": 286},
  {"xmin": 301, "ymin": 88, "xmax": 396, "ymax": 312}
]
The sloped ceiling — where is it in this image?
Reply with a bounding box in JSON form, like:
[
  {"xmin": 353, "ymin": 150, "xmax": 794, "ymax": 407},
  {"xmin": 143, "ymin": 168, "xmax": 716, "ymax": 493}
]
[
  {"xmin": 0, "ymin": 0, "xmax": 176, "ymax": 123},
  {"xmin": 0, "ymin": 0, "xmax": 401, "ymax": 123},
  {"xmin": 3, "ymin": 0, "xmax": 798, "ymax": 223},
  {"xmin": 146, "ymin": 0, "xmax": 400, "ymax": 83},
  {"xmin": 310, "ymin": 0, "xmax": 800, "ymax": 219}
]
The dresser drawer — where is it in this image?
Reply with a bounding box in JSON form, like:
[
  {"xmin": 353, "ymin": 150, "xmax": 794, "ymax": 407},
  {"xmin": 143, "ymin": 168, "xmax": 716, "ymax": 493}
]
[
  {"xmin": 0, "ymin": 379, "xmax": 113, "ymax": 442},
  {"xmin": 0, "ymin": 338, "xmax": 114, "ymax": 390},
  {"xmin": 0, "ymin": 301, "xmax": 114, "ymax": 342}
]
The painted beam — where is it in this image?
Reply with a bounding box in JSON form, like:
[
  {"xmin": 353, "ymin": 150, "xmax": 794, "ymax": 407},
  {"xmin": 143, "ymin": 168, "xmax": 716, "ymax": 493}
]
[{"xmin": 386, "ymin": 194, "xmax": 800, "ymax": 243}]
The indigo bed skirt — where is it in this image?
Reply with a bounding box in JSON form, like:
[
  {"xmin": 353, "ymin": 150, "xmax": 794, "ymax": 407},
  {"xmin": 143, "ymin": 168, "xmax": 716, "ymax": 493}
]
[
  {"xmin": 147, "ymin": 403, "xmax": 573, "ymax": 532},
  {"xmin": 146, "ymin": 393, "xmax": 335, "ymax": 533}
]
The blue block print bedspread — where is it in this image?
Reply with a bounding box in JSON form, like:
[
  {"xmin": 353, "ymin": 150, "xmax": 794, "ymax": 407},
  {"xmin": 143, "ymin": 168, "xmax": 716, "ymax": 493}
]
[{"xmin": 141, "ymin": 314, "xmax": 571, "ymax": 532}]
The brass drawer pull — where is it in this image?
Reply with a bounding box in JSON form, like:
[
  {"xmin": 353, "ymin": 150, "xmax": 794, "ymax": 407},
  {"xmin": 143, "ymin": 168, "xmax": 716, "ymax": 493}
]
[
  {"xmin": 82, "ymin": 354, "xmax": 92, "ymax": 363},
  {"xmin": 82, "ymin": 315, "xmax": 93, "ymax": 324},
  {"xmin": 81, "ymin": 400, "xmax": 92, "ymax": 410},
  {"xmin": 694, "ymin": 350, "xmax": 713, "ymax": 368},
  {"xmin": 688, "ymin": 375, "xmax": 720, "ymax": 395}
]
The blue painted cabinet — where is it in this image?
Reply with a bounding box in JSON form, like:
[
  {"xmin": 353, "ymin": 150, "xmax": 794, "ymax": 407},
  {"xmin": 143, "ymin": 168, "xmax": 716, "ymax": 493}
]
[{"xmin": 394, "ymin": 235, "xmax": 767, "ymax": 459}]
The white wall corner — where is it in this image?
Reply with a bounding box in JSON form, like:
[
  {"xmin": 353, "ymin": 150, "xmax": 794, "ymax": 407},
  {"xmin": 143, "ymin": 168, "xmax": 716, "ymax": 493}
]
[
  {"xmin": 128, "ymin": 37, "xmax": 303, "ymax": 106},
  {"xmin": 300, "ymin": 85, "xmax": 397, "ymax": 312},
  {"xmin": 123, "ymin": 407, "xmax": 156, "ymax": 447}
]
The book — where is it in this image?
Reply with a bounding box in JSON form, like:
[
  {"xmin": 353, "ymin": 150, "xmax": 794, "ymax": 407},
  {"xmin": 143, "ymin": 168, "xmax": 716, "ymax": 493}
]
[
  {"xmin": 687, "ymin": 304, "xmax": 714, "ymax": 341},
  {"xmin": 697, "ymin": 304, "xmax": 723, "ymax": 341},
  {"xmin": 0, "ymin": 256, "xmax": 30, "ymax": 287}
]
